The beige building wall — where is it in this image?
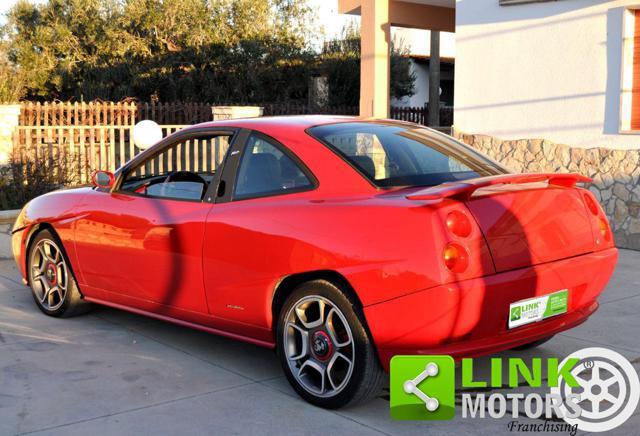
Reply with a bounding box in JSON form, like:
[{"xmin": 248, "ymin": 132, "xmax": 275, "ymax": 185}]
[
  {"xmin": 454, "ymin": 0, "xmax": 640, "ymax": 150},
  {"xmin": 454, "ymin": 0, "xmax": 640, "ymax": 249}
]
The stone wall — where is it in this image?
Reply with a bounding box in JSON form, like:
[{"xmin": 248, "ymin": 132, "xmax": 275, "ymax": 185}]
[{"xmin": 453, "ymin": 130, "xmax": 640, "ymax": 250}]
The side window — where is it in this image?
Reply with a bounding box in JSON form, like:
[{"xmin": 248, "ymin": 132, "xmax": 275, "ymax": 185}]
[
  {"xmin": 310, "ymin": 122, "xmax": 494, "ymax": 187},
  {"xmin": 323, "ymin": 131, "xmax": 475, "ymax": 180},
  {"xmin": 234, "ymin": 135, "xmax": 313, "ymax": 199},
  {"xmin": 119, "ymin": 134, "xmax": 232, "ymax": 201}
]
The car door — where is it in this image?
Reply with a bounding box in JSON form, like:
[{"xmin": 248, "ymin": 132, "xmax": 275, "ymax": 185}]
[
  {"xmin": 202, "ymin": 131, "xmax": 317, "ymax": 331},
  {"xmin": 74, "ymin": 129, "xmax": 237, "ymax": 315}
]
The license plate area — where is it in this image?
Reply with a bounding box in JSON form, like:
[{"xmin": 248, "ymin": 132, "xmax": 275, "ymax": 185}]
[{"xmin": 508, "ymin": 289, "xmax": 569, "ymax": 329}]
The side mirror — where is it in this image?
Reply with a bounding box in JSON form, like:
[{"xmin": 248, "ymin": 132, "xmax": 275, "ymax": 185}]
[{"xmin": 91, "ymin": 170, "xmax": 115, "ymax": 189}]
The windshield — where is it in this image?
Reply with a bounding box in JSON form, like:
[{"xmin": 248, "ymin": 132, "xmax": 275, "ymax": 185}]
[{"xmin": 308, "ymin": 122, "xmax": 506, "ymax": 188}]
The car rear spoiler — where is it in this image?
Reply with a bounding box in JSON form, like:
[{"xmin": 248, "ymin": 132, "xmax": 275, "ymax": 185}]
[{"xmin": 406, "ymin": 173, "xmax": 592, "ymax": 201}]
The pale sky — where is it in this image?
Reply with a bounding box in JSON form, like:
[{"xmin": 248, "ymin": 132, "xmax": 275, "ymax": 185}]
[
  {"xmin": 0, "ymin": 0, "xmax": 45, "ymax": 23},
  {"xmin": 309, "ymin": 0, "xmax": 356, "ymax": 41}
]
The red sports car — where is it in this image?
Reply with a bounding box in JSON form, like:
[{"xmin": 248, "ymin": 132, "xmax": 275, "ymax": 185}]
[{"xmin": 11, "ymin": 116, "xmax": 617, "ymax": 408}]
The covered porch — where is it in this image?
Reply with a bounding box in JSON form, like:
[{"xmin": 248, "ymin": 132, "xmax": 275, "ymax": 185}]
[{"xmin": 338, "ymin": 0, "xmax": 455, "ymax": 124}]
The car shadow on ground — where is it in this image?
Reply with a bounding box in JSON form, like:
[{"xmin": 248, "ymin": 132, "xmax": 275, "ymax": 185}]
[
  {"xmin": 88, "ymin": 304, "xmax": 284, "ymax": 383},
  {"xmin": 1, "ymin": 251, "xmax": 640, "ymax": 435}
]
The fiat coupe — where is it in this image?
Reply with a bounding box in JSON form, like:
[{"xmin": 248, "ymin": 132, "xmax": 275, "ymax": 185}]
[{"xmin": 11, "ymin": 116, "xmax": 617, "ymax": 408}]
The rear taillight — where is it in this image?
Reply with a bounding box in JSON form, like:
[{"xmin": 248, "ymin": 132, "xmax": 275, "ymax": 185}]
[
  {"xmin": 435, "ymin": 200, "xmax": 494, "ymax": 278},
  {"xmin": 582, "ymin": 190, "xmax": 614, "ymax": 249},
  {"xmin": 599, "ymin": 217, "xmax": 611, "ymax": 242},
  {"xmin": 443, "ymin": 242, "xmax": 469, "ymax": 273},
  {"xmin": 445, "ymin": 210, "xmax": 472, "ymax": 238},
  {"xmin": 442, "ymin": 208, "xmax": 473, "ymax": 273}
]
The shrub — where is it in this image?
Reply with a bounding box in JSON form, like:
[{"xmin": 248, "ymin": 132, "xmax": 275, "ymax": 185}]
[
  {"xmin": 0, "ymin": 148, "xmax": 79, "ymax": 210},
  {"xmin": 321, "ymin": 23, "xmax": 416, "ymax": 107}
]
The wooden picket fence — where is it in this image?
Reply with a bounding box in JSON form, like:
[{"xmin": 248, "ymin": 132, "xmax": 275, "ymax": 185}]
[
  {"xmin": 19, "ymin": 101, "xmax": 213, "ymax": 127},
  {"xmin": 390, "ymin": 106, "xmax": 454, "ymax": 127},
  {"xmin": 12, "ymin": 101, "xmax": 454, "ymax": 184},
  {"xmin": 262, "ymin": 103, "xmax": 359, "ymax": 116},
  {"xmin": 391, "ymin": 106, "xmax": 427, "ymax": 124},
  {"xmin": 18, "ymin": 101, "xmax": 454, "ymax": 127},
  {"xmin": 262, "ymin": 103, "xmax": 453, "ymax": 126},
  {"xmin": 15, "ymin": 102, "xmax": 214, "ymax": 184},
  {"xmin": 134, "ymin": 135, "xmax": 231, "ymax": 180},
  {"xmin": 12, "ymin": 125, "xmax": 187, "ymax": 184}
]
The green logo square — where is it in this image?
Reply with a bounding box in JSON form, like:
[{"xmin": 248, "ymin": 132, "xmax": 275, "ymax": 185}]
[
  {"xmin": 510, "ymin": 306, "xmax": 522, "ymax": 321},
  {"xmin": 390, "ymin": 355, "xmax": 455, "ymax": 420}
]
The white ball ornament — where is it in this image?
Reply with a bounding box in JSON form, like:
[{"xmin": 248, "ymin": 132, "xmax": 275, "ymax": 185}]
[{"xmin": 133, "ymin": 120, "xmax": 163, "ymax": 150}]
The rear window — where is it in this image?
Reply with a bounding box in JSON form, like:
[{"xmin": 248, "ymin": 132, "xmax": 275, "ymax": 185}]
[{"xmin": 308, "ymin": 122, "xmax": 505, "ymax": 188}]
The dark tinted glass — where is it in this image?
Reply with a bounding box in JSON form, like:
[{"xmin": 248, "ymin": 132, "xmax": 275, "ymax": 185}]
[
  {"xmin": 308, "ymin": 122, "xmax": 505, "ymax": 188},
  {"xmin": 234, "ymin": 135, "xmax": 313, "ymax": 199}
]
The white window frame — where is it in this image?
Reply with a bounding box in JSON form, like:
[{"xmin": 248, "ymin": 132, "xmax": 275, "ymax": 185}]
[{"xmin": 620, "ymin": 7, "xmax": 639, "ymax": 133}]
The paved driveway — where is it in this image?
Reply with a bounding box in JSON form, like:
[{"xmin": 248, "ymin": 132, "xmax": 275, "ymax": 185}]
[{"xmin": 0, "ymin": 245, "xmax": 639, "ymax": 435}]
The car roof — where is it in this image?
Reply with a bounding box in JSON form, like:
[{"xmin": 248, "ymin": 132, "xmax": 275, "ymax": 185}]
[{"xmin": 187, "ymin": 115, "xmax": 418, "ymax": 134}]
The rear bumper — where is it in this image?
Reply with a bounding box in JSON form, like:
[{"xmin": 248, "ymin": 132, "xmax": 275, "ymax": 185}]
[{"xmin": 365, "ymin": 248, "xmax": 617, "ymax": 371}]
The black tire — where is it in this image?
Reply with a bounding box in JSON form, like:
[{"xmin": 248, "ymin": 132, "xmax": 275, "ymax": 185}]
[
  {"xmin": 27, "ymin": 229, "xmax": 92, "ymax": 317},
  {"xmin": 512, "ymin": 335, "xmax": 555, "ymax": 351},
  {"xmin": 276, "ymin": 279, "xmax": 385, "ymax": 409}
]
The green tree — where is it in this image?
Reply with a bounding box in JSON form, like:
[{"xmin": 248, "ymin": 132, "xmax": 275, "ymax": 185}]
[
  {"xmin": 0, "ymin": 34, "xmax": 25, "ymax": 102},
  {"xmin": 4, "ymin": 0, "xmax": 316, "ymax": 102},
  {"xmin": 321, "ymin": 23, "xmax": 416, "ymax": 107}
]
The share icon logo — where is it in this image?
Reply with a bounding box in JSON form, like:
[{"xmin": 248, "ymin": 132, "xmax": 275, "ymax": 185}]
[
  {"xmin": 403, "ymin": 362, "xmax": 441, "ymax": 411},
  {"xmin": 390, "ymin": 355, "xmax": 455, "ymax": 420}
]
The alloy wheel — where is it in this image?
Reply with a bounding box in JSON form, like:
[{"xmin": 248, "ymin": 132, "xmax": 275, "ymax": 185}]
[
  {"xmin": 30, "ymin": 239, "xmax": 68, "ymax": 311},
  {"xmin": 283, "ymin": 295, "xmax": 355, "ymax": 398}
]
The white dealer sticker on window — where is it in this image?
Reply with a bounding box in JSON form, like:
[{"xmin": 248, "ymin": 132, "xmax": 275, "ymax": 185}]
[{"xmin": 508, "ymin": 289, "xmax": 569, "ymax": 329}]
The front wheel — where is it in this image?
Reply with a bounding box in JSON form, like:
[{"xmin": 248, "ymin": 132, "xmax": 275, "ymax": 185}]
[
  {"xmin": 27, "ymin": 229, "xmax": 92, "ymax": 317},
  {"xmin": 276, "ymin": 280, "xmax": 385, "ymax": 408}
]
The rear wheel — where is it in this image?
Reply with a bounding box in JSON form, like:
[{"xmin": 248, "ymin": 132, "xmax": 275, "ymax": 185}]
[
  {"xmin": 27, "ymin": 229, "xmax": 91, "ymax": 317},
  {"xmin": 276, "ymin": 280, "xmax": 385, "ymax": 408}
]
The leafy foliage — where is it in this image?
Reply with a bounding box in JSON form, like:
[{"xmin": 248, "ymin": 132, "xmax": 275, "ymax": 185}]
[
  {"xmin": 0, "ymin": 149, "xmax": 78, "ymax": 209},
  {"xmin": 1, "ymin": 1, "xmax": 415, "ymax": 106},
  {"xmin": 321, "ymin": 24, "xmax": 416, "ymax": 107},
  {"xmin": 3, "ymin": 0, "xmax": 316, "ymax": 103},
  {"xmin": 0, "ymin": 33, "xmax": 26, "ymax": 102}
]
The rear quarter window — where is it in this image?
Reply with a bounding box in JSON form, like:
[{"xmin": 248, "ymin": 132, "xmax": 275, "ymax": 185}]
[
  {"xmin": 234, "ymin": 134, "xmax": 314, "ymax": 200},
  {"xmin": 308, "ymin": 122, "xmax": 506, "ymax": 188}
]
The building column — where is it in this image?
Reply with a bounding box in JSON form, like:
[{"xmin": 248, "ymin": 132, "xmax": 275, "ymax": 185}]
[
  {"xmin": 428, "ymin": 30, "xmax": 440, "ymax": 126},
  {"xmin": 359, "ymin": 0, "xmax": 390, "ymax": 118}
]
